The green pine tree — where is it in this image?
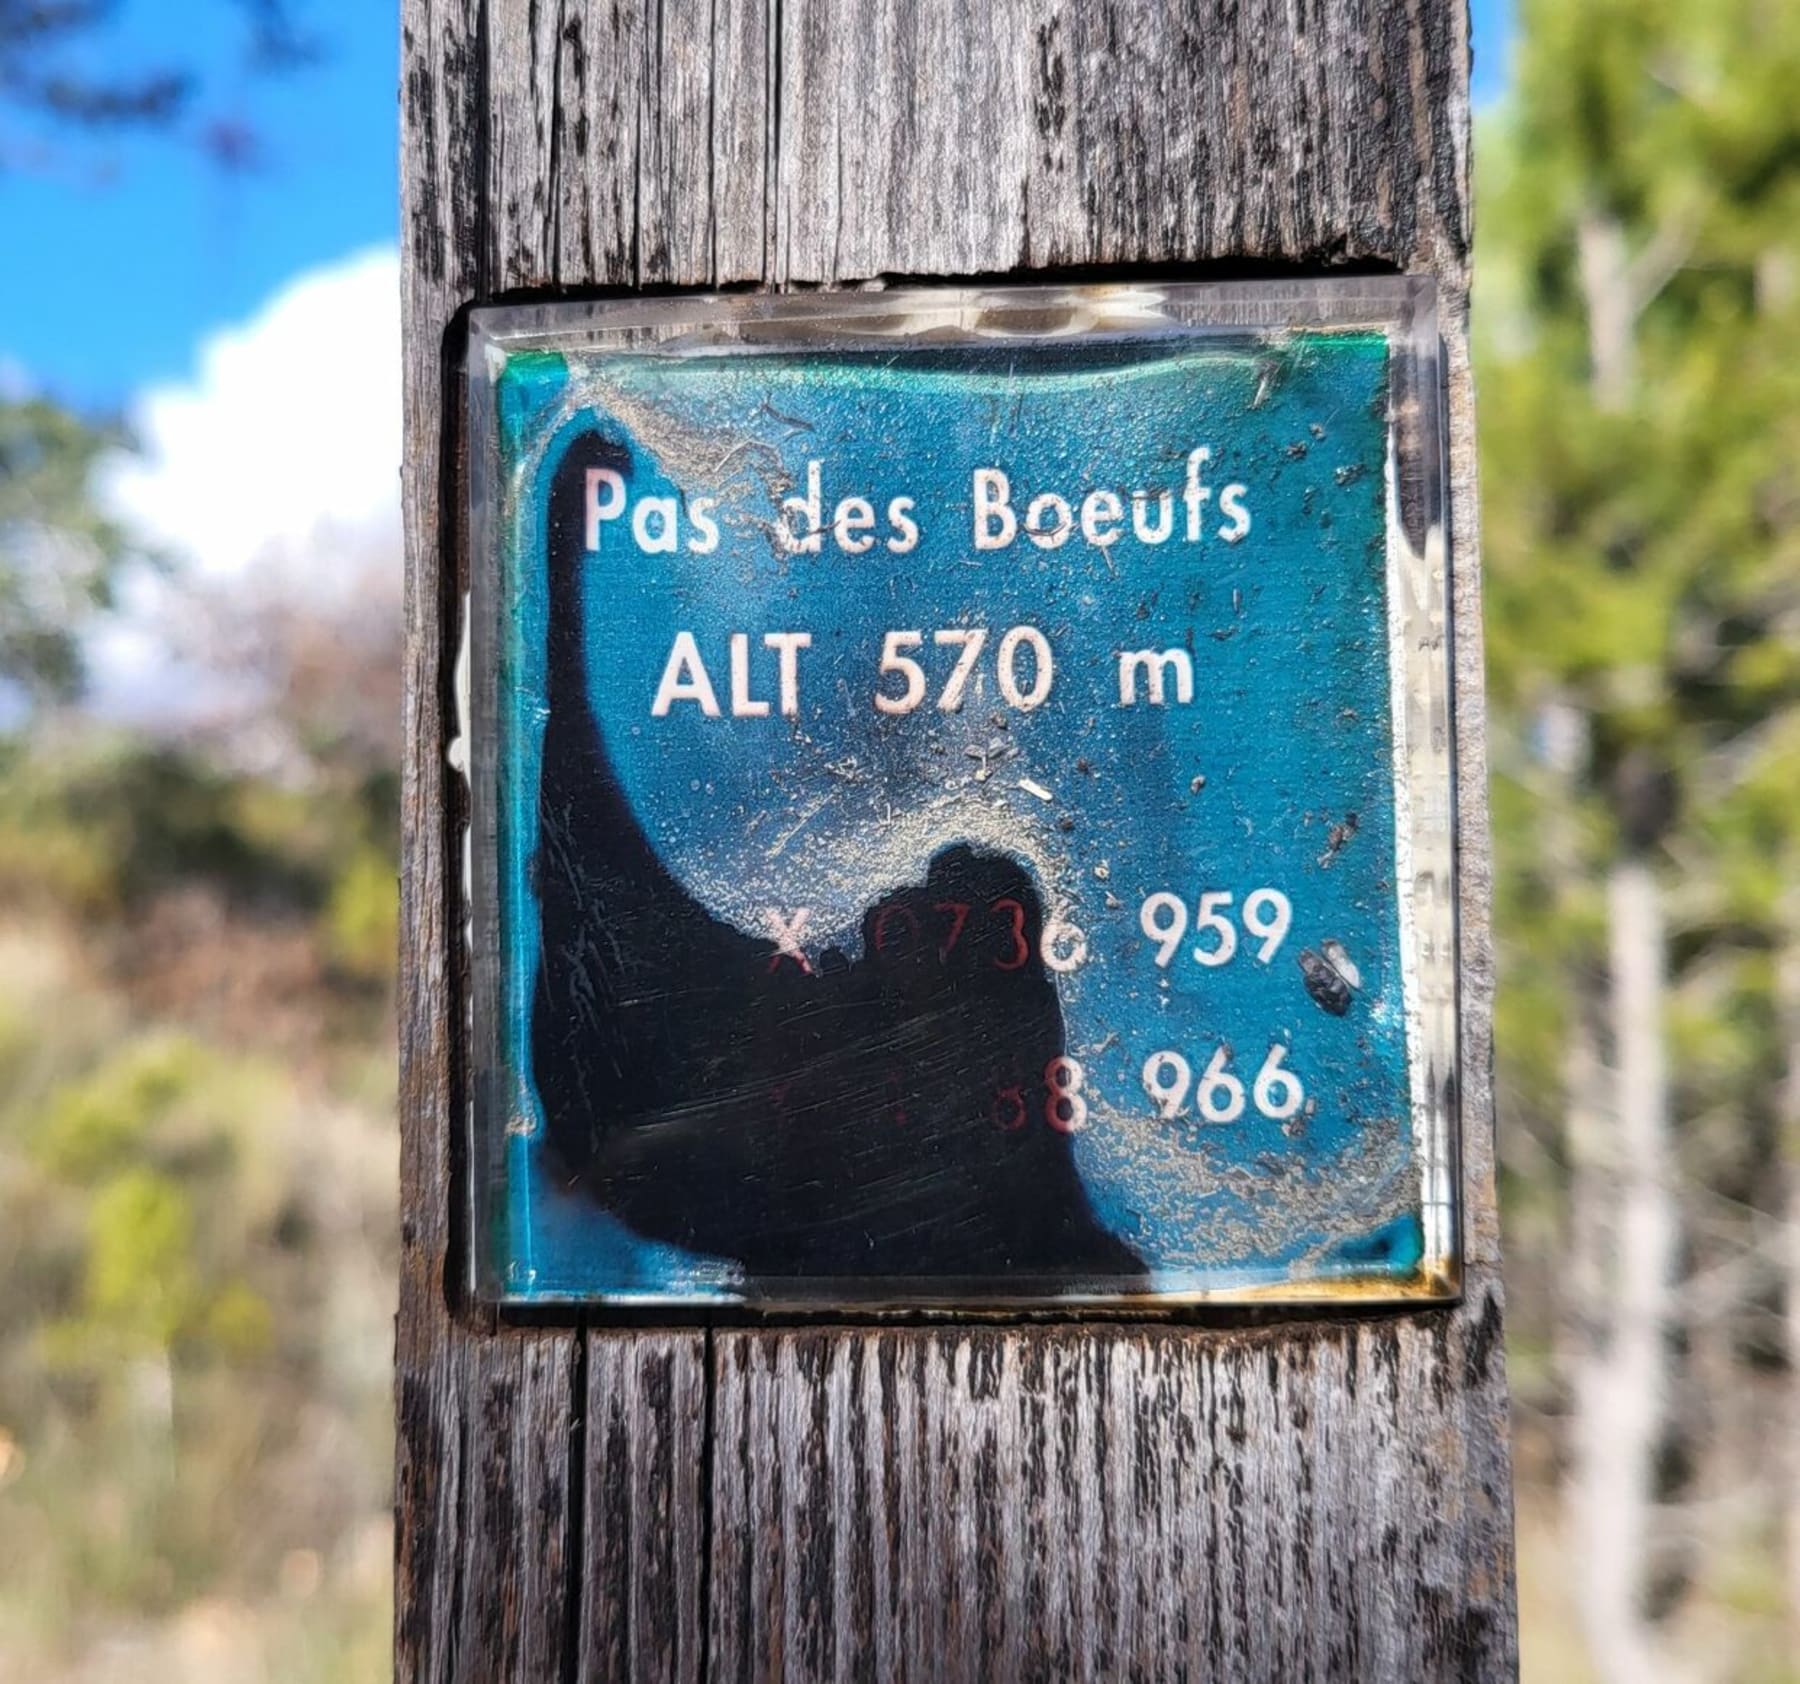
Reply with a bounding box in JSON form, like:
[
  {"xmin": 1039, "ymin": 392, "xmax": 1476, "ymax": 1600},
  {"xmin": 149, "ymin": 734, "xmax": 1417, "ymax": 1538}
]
[{"xmin": 1479, "ymin": 0, "xmax": 1800, "ymax": 1676}]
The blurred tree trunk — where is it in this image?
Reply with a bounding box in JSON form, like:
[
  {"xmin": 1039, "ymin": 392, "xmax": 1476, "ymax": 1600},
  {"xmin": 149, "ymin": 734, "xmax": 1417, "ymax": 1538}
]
[
  {"xmin": 1540, "ymin": 698, "xmax": 1611, "ymax": 1483},
  {"xmin": 1760, "ymin": 255, "xmax": 1800, "ymax": 1666},
  {"xmin": 1565, "ymin": 212, "xmax": 1683, "ymax": 1684},
  {"xmin": 1575, "ymin": 859, "xmax": 1679, "ymax": 1682},
  {"xmin": 1780, "ymin": 888, "xmax": 1800, "ymax": 1658},
  {"xmin": 1563, "ymin": 856, "xmax": 1681, "ymax": 1682}
]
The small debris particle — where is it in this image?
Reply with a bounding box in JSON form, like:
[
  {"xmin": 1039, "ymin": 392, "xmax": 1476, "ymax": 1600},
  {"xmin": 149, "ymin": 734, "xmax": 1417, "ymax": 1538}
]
[
  {"xmin": 1334, "ymin": 462, "xmax": 1368, "ymax": 487},
  {"xmin": 1285, "ymin": 440, "xmax": 1309, "ymax": 460},
  {"xmin": 1105, "ymin": 892, "xmax": 1122, "ymax": 910},
  {"xmin": 1309, "ymin": 422, "xmax": 1326, "ymax": 440},
  {"xmin": 1298, "ymin": 948, "xmax": 1354, "ymax": 1016},
  {"xmin": 1018, "ymin": 777, "xmax": 1054, "ymax": 802},
  {"xmin": 1093, "ymin": 861, "xmax": 1111, "ymax": 881},
  {"xmin": 1057, "ymin": 814, "xmax": 1076, "ymax": 832},
  {"xmin": 1317, "ymin": 811, "xmax": 1360, "ymax": 867},
  {"xmin": 1190, "ymin": 774, "xmax": 1207, "ymax": 794},
  {"xmin": 1076, "ymin": 757, "xmax": 1094, "ymax": 776},
  {"xmin": 1320, "ymin": 938, "xmax": 1363, "ymax": 991}
]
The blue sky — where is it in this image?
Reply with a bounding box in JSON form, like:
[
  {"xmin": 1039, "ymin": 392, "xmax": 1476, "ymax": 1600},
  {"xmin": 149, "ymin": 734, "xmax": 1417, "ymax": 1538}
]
[
  {"xmin": 0, "ymin": 0, "xmax": 397, "ymax": 409},
  {"xmin": 1472, "ymin": 0, "xmax": 1513, "ymax": 106},
  {"xmin": 1, "ymin": 0, "xmax": 1512, "ymax": 412}
]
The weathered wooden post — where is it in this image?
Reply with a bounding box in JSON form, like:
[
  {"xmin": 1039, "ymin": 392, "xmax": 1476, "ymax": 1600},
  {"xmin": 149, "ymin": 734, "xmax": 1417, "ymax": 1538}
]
[{"xmin": 398, "ymin": 3, "xmax": 1517, "ymax": 1678}]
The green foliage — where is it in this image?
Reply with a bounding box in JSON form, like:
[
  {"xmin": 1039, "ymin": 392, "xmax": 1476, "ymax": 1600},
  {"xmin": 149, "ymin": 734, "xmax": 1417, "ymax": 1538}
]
[
  {"xmin": 32, "ymin": 1035, "xmax": 204, "ymax": 1181},
  {"xmin": 1482, "ymin": 0, "xmax": 1800, "ymax": 722},
  {"xmin": 0, "ymin": 398, "xmax": 134, "ymax": 706},
  {"xmin": 0, "ymin": 733, "xmax": 392, "ymax": 925},
  {"xmin": 1480, "ymin": 0, "xmax": 1800, "ymax": 1101},
  {"xmin": 0, "ymin": 943, "xmax": 393, "ymax": 1662},
  {"xmin": 80, "ymin": 1167, "xmax": 200, "ymax": 1351},
  {"xmin": 1480, "ymin": 3, "xmax": 1800, "ymax": 1670},
  {"xmin": 325, "ymin": 841, "xmax": 397, "ymax": 987}
]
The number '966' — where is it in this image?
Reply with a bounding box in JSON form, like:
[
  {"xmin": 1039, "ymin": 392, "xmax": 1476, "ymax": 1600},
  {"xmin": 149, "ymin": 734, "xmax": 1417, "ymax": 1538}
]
[
  {"xmin": 1141, "ymin": 1043, "xmax": 1306, "ymax": 1123},
  {"xmin": 986, "ymin": 1045, "xmax": 1308, "ymax": 1135}
]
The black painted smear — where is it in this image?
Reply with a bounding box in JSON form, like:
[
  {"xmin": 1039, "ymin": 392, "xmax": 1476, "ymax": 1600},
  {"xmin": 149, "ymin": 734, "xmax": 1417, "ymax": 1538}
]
[{"xmin": 529, "ymin": 431, "xmax": 1143, "ymax": 1284}]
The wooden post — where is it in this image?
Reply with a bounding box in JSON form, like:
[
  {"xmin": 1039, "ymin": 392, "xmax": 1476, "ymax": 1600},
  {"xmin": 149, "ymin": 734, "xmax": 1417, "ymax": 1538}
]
[{"xmin": 397, "ymin": 3, "xmax": 1518, "ymax": 1678}]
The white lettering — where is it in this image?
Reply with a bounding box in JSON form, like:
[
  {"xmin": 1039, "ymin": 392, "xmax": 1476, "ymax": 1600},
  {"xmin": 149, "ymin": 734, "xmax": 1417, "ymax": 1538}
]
[
  {"xmin": 886, "ymin": 496, "xmax": 919, "ymax": 553},
  {"xmin": 972, "ymin": 468, "xmax": 1017, "ymax": 550},
  {"xmin": 780, "ymin": 459, "xmax": 823, "ymax": 554},
  {"xmin": 764, "ymin": 632, "xmax": 811, "ymax": 717},
  {"xmin": 729, "ymin": 633, "xmax": 770, "ymax": 717},
  {"xmin": 933, "ymin": 628, "xmax": 987, "ymax": 711},
  {"xmin": 996, "ymin": 625, "xmax": 1053, "ymax": 710},
  {"xmin": 687, "ymin": 497, "xmax": 720, "ymax": 553},
  {"xmin": 1183, "ymin": 446, "xmax": 1213, "ymax": 541},
  {"xmin": 834, "ymin": 495, "xmax": 876, "ymax": 554},
  {"xmin": 1218, "ymin": 483, "xmax": 1251, "ymax": 544},
  {"xmin": 1025, "ymin": 491, "xmax": 1073, "ymax": 549},
  {"xmin": 1080, "ymin": 488, "xmax": 1124, "ymax": 547},
  {"xmin": 632, "ymin": 495, "xmax": 679, "ymax": 554},
  {"xmin": 651, "ymin": 631, "xmax": 721, "ymax": 717},
  {"xmin": 585, "ymin": 467, "xmax": 626, "ymax": 551},
  {"xmin": 876, "ymin": 631, "xmax": 928, "ymax": 715},
  {"xmin": 1118, "ymin": 648, "xmax": 1194, "ymax": 706},
  {"xmin": 1131, "ymin": 488, "xmax": 1174, "ymax": 544}
]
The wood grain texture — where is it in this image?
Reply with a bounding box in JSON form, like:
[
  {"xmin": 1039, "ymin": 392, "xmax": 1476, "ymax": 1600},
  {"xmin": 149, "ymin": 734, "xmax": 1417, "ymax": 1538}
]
[
  {"xmin": 772, "ymin": 0, "xmax": 1470, "ymax": 284},
  {"xmin": 398, "ymin": 1, "xmax": 588, "ymax": 1677},
  {"xmin": 399, "ymin": 2, "xmax": 757, "ymax": 1678},
  {"xmin": 711, "ymin": 1317, "xmax": 1511, "ymax": 1684},
  {"xmin": 580, "ymin": 1333, "xmax": 710, "ymax": 1683},
  {"xmin": 399, "ymin": 0, "xmax": 1516, "ymax": 1677}
]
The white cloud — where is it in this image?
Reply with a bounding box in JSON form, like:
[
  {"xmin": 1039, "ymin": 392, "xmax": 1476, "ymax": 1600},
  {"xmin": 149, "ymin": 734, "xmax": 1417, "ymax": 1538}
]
[
  {"xmin": 105, "ymin": 244, "xmax": 401, "ymax": 592},
  {"xmin": 87, "ymin": 246, "xmax": 401, "ymax": 728}
]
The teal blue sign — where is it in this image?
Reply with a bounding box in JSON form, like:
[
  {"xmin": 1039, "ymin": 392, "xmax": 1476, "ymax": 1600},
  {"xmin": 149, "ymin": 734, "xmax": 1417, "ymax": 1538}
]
[{"xmin": 466, "ymin": 282, "xmax": 1458, "ymax": 1306}]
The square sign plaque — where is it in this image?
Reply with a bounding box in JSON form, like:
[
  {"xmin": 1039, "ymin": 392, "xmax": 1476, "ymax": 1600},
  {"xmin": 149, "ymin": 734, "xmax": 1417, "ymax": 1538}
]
[{"xmin": 465, "ymin": 279, "xmax": 1457, "ymax": 1307}]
